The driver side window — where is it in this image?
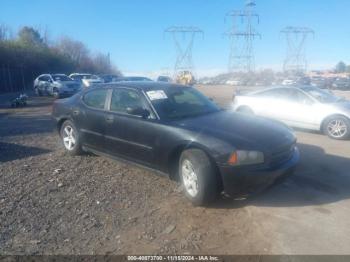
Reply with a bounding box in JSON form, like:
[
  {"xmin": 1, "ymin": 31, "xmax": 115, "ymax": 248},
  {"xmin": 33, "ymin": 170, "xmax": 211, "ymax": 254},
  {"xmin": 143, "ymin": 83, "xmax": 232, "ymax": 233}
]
[{"xmin": 110, "ymin": 88, "xmax": 153, "ymax": 118}]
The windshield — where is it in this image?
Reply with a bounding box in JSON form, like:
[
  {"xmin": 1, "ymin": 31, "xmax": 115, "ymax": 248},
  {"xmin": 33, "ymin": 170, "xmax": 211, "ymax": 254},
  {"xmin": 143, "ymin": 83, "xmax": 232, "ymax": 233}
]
[
  {"xmin": 52, "ymin": 75, "xmax": 72, "ymax": 81},
  {"xmin": 300, "ymin": 86, "xmax": 340, "ymax": 103},
  {"xmin": 149, "ymin": 87, "xmax": 221, "ymax": 120}
]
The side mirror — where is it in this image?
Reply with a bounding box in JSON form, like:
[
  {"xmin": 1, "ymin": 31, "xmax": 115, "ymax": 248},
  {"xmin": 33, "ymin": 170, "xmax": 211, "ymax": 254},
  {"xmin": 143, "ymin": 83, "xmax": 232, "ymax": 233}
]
[{"xmin": 126, "ymin": 107, "xmax": 150, "ymax": 119}]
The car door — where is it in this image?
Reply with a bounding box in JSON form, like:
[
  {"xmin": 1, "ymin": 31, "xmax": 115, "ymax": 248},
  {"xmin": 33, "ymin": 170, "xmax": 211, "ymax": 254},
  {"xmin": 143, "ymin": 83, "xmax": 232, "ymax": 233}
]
[
  {"xmin": 279, "ymin": 89, "xmax": 318, "ymax": 129},
  {"xmin": 250, "ymin": 88, "xmax": 286, "ymax": 119},
  {"xmin": 256, "ymin": 88, "xmax": 317, "ymax": 128},
  {"xmin": 104, "ymin": 87, "xmax": 160, "ymax": 167},
  {"xmin": 75, "ymin": 88, "xmax": 109, "ymax": 151}
]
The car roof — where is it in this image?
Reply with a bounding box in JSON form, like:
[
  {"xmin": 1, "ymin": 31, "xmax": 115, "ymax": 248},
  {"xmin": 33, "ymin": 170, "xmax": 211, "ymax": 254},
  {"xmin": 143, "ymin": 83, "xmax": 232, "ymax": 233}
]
[
  {"xmin": 243, "ymin": 85, "xmax": 305, "ymax": 96},
  {"xmin": 92, "ymin": 81, "xmax": 190, "ymax": 92}
]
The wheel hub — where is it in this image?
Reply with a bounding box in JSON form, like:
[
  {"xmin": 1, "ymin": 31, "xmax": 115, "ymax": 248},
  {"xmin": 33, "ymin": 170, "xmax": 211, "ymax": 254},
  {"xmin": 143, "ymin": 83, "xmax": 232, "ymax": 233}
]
[
  {"xmin": 181, "ymin": 160, "xmax": 199, "ymax": 197},
  {"xmin": 328, "ymin": 120, "xmax": 347, "ymax": 138},
  {"xmin": 63, "ymin": 126, "xmax": 76, "ymax": 150}
]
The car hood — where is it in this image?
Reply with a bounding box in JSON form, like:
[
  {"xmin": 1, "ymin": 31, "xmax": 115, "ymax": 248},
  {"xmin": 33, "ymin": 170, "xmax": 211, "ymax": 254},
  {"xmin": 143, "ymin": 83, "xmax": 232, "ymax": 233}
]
[{"xmin": 172, "ymin": 110, "xmax": 296, "ymax": 151}]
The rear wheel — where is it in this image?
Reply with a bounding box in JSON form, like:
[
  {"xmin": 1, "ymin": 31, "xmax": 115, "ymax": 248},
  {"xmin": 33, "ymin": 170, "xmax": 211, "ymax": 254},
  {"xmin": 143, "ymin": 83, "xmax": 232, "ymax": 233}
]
[
  {"xmin": 60, "ymin": 120, "xmax": 82, "ymax": 155},
  {"xmin": 179, "ymin": 149, "xmax": 218, "ymax": 206},
  {"xmin": 323, "ymin": 116, "xmax": 350, "ymax": 140}
]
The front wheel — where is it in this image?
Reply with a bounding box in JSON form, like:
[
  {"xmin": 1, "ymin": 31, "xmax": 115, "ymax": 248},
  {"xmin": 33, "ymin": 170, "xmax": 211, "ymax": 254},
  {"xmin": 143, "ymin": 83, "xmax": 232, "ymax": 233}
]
[
  {"xmin": 323, "ymin": 116, "xmax": 350, "ymax": 140},
  {"xmin": 53, "ymin": 88, "xmax": 60, "ymax": 99},
  {"xmin": 60, "ymin": 120, "xmax": 82, "ymax": 155},
  {"xmin": 35, "ymin": 87, "xmax": 42, "ymax": 96},
  {"xmin": 179, "ymin": 149, "xmax": 218, "ymax": 206}
]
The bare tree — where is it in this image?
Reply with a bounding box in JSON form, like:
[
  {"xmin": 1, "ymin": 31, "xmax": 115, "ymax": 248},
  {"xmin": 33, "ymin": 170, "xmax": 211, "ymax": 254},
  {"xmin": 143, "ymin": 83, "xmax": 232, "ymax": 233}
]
[
  {"xmin": 0, "ymin": 24, "xmax": 11, "ymax": 41},
  {"xmin": 56, "ymin": 36, "xmax": 90, "ymax": 64}
]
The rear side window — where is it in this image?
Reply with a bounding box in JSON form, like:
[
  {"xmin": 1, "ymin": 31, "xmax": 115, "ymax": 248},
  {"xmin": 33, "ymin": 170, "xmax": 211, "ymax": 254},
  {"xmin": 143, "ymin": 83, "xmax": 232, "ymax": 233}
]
[{"xmin": 83, "ymin": 89, "xmax": 108, "ymax": 109}]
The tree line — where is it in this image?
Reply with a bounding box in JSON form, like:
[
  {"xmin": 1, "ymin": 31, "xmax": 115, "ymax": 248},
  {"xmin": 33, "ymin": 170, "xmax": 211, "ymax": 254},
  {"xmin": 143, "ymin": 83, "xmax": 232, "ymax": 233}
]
[
  {"xmin": 335, "ymin": 61, "xmax": 350, "ymax": 74},
  {"xmin": 0, "ymin": 25, "xmax": 121, "ymax": 93}
]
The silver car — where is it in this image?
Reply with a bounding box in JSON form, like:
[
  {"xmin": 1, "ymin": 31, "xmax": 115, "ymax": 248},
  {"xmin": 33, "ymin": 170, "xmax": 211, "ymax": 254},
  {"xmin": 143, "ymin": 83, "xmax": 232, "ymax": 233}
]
[
  {"xmin": 69, "ymin": 73, "xmax": 103, "ymax": 88},
  {"xmin": 34, "ymin": 74, "xmax": 81, "ymax": 98},
  {"xmin": 232, "ymin": 86, "xmax": 350, "ymax": 140}
]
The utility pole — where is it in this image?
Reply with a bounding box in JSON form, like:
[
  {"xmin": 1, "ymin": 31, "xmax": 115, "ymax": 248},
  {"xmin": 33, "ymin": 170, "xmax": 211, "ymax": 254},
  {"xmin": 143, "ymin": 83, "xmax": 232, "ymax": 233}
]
[
  {"xmin": 281, "ymin": 26, "xmax": 314, "ymax": 73},
  {"xmin": 164, "ymin": 26, "xmax": 203, "ymax": 78},
  {"xmin": 225, "ymin": 0, "xmax": 261, "ymax": 73}
]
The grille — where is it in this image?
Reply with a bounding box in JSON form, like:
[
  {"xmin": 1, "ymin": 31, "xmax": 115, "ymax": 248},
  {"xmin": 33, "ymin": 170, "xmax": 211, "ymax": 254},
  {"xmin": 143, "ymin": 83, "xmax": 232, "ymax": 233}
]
[{"xmin": 270, "ymin": 143, "xmax": 295, "ymax": 167}]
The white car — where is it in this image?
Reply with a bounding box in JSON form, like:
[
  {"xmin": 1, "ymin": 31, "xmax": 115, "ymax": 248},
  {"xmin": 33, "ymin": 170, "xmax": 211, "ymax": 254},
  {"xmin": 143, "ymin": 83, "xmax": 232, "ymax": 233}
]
[
  {"xmin": 69, "ymin": 73, "xmax": 103, "ymax": 88},
  {"xmin": 33, "ymin": 74, "xmax": 81, "ymax": 98},
  {"xmin": 282, "ymin": 79, "xmax": 296, "ymax": 86},
  {"xmin": 232, "ymin": 86, "xmax": 350, "ymax": 140}
]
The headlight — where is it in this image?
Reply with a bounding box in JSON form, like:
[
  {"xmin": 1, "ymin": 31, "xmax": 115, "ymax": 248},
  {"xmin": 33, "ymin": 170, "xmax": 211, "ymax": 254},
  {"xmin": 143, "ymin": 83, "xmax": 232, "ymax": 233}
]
[{"xmin": 228, "ymin": 150, "xmax": 264, "ymax": 166}]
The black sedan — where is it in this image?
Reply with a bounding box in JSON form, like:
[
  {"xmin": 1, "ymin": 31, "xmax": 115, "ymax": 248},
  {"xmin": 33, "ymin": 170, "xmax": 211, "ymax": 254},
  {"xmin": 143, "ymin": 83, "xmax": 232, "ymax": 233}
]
[{"xmin": 52, "ymin": 82, "xmax": 299, "ymax": 205}]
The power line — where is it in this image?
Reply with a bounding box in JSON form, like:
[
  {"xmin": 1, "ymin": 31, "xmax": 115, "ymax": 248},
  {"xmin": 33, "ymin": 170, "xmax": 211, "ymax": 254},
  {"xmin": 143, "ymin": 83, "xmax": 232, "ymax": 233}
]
[
  {"xmin": 164, "ymin": 26, "xmax": 204, "ymax": 77},
  {"xmin": 281, "ymin": 26, "xmax": 314, "ymax": 73},
  {"xmin": 225, "ymin": 0, "xmax": 261, "ymax": 73}
]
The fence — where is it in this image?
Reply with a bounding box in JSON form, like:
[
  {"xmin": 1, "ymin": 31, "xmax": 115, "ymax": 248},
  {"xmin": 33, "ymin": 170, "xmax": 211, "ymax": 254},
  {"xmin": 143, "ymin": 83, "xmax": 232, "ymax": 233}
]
[{"xmin": 0, "ymin": 65, "xmax": 36, "ymax": 94}]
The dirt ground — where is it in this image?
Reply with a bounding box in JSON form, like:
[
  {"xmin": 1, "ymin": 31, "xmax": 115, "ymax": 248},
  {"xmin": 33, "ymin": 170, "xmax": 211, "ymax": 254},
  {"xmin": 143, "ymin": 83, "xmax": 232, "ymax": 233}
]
[{"xmin": 1, "ymin": 86, "xmax": 350, "ymax": 255}]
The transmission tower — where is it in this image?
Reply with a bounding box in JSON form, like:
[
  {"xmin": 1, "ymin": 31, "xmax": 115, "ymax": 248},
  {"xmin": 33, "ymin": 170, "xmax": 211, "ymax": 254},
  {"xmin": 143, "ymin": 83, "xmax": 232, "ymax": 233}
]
[
  {"xmin": 164, "ymin": 26, "xmax": 203, "ymax": 77},
  {"xmin": 225, "ymin": 0, "xmax": 261, "ymax": 73},
  {"xmin": 281, "ymin": 26, "xmax": 314, "ymax": 73}
]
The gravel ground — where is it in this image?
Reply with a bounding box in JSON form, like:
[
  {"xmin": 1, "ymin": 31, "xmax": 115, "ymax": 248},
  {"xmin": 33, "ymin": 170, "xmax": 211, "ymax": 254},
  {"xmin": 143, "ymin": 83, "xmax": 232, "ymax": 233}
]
[
  {"xmin": 1, "ymin": 87, "xmax": 350, "ymax": 255},
  {"xmin": 0, "ymin": 95, "xmax": 264, "ymax": 255}
]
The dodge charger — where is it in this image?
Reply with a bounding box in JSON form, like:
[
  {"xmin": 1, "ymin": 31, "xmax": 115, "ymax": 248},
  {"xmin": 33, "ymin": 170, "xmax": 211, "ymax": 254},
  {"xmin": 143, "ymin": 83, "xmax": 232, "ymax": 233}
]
[{"xmin": 52, "ymin": 82, "xmax": 299, "ymax": 205}]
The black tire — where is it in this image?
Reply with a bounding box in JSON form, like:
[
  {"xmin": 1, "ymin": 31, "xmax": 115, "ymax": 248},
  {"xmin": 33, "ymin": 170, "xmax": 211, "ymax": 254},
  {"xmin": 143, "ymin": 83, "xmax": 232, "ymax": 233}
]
[
  {"xmin": 53, "ymin": 89, "xmax": 60, "ymax": 99},
  {"xmin": 60, "ymin": 120, "xmax": 82, "ymax": 155},
  {"xmin": 323, "ymin": 116, "xmax": 350, "ymax": 140},
  {"xmin": 35, "ymin": 87, "xmax": 42, "ymax": 96},
  {"xmin": 179, "ymin": 149, "xmax": 218, "ymax": 206},
  {"xmin": 237, "ymin": 106, "xmax": 254, "ymax": 115}
]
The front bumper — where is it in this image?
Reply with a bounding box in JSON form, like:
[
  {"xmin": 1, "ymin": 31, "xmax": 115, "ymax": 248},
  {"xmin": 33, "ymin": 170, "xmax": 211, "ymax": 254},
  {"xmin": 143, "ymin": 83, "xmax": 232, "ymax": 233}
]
[{"xmin": 219, "ymin": 147, "xmax": 300, "ymax": 196}]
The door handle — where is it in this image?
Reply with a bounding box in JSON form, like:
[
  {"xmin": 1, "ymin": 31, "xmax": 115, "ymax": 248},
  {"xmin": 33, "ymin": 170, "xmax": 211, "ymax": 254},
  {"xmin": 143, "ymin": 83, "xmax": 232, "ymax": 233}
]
[
  {"xmin": 73, "ymin": 110, "xmax": 79, "ymax": 116},
  {"xmin": 105, "ymin": 115, "xmax": 114, "ymax": 123}
]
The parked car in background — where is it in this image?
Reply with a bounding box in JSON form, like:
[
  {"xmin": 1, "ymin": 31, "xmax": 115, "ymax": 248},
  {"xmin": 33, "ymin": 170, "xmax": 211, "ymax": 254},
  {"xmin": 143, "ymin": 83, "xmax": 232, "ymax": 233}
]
[
  {"xmin": 52, "ymin": 82, "xmax": 299, "ymax": 205},
  {"xmin": 226, "ymin": 79, "xmax": 243, "ymax": 86},
  {"xmin": 157, "ymin": 76, "xmax": 172, "ymax": 83},
  {"xmin": 310, "ymin": 76, "xmax": 329, "ymax": 89},
  {"xmin": 34, "ymin": 74, "xmax": 81, "ymax": 98},
  {"xmin": 115, "ymin": 76, "xmax": 153, "ymax": 82},
  {"xmin": 69, "ymin": 73, "xmax": 103, "ymax": 87},
  {"xmin": 282, "ymin": 79, "xmax": 296, "ymax": 86},
  {"xmin": 98, "ymin": 74, "xmax": 120, "ymax": 83},
  {"xmin": 331, "ymin": 78, "xmax": 350, "ymax": 90},
  {"xmin": 233, "ymin": 86, "xmax": 350, "ymax": 140},
  {"xmin": 296, "ymin": 76, "xmax": 311, "ymax": 86}
]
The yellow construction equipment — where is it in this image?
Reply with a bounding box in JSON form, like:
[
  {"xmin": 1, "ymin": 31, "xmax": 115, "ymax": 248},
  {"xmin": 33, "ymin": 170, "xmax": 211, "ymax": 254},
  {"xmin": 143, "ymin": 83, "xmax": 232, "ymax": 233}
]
[{"xmin": 176, "ymin": 71, "xmax": 196, "ymax": 86}]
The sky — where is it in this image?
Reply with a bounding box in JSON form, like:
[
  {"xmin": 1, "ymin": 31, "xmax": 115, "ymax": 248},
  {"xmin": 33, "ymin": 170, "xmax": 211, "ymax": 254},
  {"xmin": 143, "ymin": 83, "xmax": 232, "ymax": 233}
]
[{"xmin": 1, "ymin": 0, "xmax": 350, "ymax": 77}]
